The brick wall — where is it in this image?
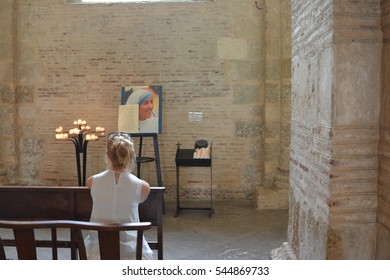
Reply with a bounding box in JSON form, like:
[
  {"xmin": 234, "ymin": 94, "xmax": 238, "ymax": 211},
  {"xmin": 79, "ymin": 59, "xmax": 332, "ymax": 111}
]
[{"xmin": 0, "ymin": 0, "xmax": 292, "ymax": 204}]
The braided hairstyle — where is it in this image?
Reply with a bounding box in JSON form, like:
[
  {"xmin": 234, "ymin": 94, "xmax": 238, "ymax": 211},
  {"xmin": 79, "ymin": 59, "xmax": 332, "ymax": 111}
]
[{"xmin": 106, "ymin": 132, "xmax": 136, "ymax": 172}]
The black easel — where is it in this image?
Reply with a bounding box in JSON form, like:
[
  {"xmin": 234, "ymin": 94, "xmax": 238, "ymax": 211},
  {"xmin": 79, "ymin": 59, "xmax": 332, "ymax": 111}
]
[{"xmin": 129, "ymin": 133, "xmax": 163, "ymax": 187}]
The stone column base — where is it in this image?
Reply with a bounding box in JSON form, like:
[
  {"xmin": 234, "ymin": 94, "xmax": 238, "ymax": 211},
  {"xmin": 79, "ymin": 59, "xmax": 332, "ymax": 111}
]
[{"xmin": 270, "ymin": 242, "xmax": 296, "ymax": 260}]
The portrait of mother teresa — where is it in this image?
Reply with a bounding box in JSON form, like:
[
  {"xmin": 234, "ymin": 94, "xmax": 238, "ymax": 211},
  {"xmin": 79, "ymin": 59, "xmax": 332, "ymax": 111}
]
[{"xmin": 125, "ymin": 88, "xmax": 159, "ymax": 133}]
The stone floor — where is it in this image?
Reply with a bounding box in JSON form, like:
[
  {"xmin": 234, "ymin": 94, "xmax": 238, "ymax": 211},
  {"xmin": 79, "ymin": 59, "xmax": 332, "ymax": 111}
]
[
  {"xmin": 160, "ymin": 199, "xmax": 288, "ymax": 260},
  {"xmin": 1, "ymin": 199, "xmax": 288, "ymax": 260}
]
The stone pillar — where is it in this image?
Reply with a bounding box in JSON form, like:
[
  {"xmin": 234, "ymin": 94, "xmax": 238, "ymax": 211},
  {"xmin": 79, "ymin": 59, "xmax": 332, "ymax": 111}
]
[
  {"xmin": 273, "ymin": 0, "xmax": 381, "ymax": 259},
  {"xmin": 256, "ymin": 0, "xmax": 291, "ymax": 210},
  {"xmin": 0, "ymin": 0, "xmax": 18, "ymax": 185},
  {"xmin": 328, "ymin": 0, "xmax": 380, "ymax": 259},
  {"xmin": 377, "ymin": 0, "xmax": 390, "ymax": 260}
]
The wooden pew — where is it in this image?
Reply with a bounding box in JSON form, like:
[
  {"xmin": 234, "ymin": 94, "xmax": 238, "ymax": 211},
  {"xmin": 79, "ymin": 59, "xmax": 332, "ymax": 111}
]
[
  {"xmin": 0, "ymin": 185, "xmax": 164, "ymax": 260},
  {"xmin": 0, "ymin": 219, "xmax": 151, "ymax": 260}
]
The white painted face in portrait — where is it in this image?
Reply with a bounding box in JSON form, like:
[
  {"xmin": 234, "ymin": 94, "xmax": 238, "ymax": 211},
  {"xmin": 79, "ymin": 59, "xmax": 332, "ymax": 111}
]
[
  {"xmin": 138, "ymin": 96, "xmax": 154, "ymax": 121},
  {"xmin": 126, "ymin": 89, "xmax": 159, "ymax": 133}
]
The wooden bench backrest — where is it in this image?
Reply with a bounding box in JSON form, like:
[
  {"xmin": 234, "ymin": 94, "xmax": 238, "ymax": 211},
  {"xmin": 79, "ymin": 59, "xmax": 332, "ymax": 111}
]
[
  {"xmin": 0, "ymin": 186, "xmax": 164, "ymax": 259},
  {"xmin": 0, "ymin": 219, "xmax": 151, "ymax": 260}
]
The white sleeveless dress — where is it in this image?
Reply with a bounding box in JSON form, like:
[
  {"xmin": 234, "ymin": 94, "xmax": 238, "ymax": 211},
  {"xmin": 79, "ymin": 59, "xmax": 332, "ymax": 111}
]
[{"xmin": 84, "ymin": 170, "xmax": 153, "ymax": 260}]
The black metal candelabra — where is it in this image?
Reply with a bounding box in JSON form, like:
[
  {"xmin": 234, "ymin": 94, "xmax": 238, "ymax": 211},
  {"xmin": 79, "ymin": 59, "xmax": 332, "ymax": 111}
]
[{"xmin": 55, "ymin": 119, "xmax": 105, "ymax": 186}]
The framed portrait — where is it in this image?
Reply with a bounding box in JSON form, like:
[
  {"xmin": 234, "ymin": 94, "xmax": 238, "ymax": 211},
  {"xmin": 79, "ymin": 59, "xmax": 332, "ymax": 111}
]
[{"xmin": 118, "ymin": 85, "xmax": 162, "ymax": 134}]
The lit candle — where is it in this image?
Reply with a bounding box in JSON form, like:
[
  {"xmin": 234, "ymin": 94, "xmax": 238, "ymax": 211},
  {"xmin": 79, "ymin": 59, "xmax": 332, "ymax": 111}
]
[
  {"xmin": 55, "ymin": 133, "xmax": 68, "ymax": 140},
  {"xmin": 86, "ymin": 134, "xmax": 98, "ymax": 141},
  {"xmin": 69, "ymin": 128, "xmax": 80, "ymax": 135},
  {"xmin": 96, "ymin": 127, "xmax": 105, "ymax": 133}
]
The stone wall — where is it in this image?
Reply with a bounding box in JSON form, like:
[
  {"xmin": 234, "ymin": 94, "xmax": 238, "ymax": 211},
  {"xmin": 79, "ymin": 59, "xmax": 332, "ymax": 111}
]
[
  {"xmin": 377, "ymin": 0, "xmax": 390, "ymax": 260},
  {"xmin": 286, "ymin": 0, "xmax": 380, "ymax": 259},
  {"xmin": 329, "ymin": 0, "xmax": 380, "ymax": 260},
  {"xmin": 0, "ymin": 0, "xmax": 18, "ymax": 185},
  {"xmin": 288, "ymin": 0, "xmax": 333, "ymax": 260},
  {"xmin": 0, "ymin": 0, "xmax": 291, "ymax": 205}
]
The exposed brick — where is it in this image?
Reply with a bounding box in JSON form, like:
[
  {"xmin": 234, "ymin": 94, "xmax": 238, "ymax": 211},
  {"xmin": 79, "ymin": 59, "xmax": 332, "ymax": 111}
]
[{"xmin": 0, "ymin": 0, "xmax": 291, "ymax": 204}]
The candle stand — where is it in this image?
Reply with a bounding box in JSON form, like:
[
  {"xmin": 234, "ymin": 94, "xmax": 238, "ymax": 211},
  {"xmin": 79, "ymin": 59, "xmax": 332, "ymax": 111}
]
[{"xmin": 55, "ymin": 119, "xmax": 105, "ymax": 186}]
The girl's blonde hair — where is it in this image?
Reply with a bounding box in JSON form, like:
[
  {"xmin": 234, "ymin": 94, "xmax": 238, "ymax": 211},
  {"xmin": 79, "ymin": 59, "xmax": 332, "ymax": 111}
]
[{"xmin": 106, "ymin": 132, "xmax": 135, "ymax": 172}]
